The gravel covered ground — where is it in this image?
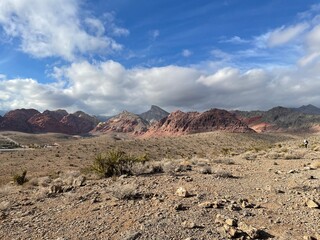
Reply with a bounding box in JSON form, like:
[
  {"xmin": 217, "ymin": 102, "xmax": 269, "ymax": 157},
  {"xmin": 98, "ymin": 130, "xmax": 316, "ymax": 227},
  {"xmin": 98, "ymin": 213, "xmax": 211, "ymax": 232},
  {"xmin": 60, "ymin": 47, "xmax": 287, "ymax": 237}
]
[{"xmin": 0, "ymin": 132, "xmax": 319, "ymax": 239}]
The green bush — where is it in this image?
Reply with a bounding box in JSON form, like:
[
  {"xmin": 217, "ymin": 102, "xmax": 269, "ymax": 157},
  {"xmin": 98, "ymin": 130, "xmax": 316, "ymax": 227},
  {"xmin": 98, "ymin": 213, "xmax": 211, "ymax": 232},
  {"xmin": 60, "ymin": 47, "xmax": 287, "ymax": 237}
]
[
  {"xmin": 13, "ymin": 170, "xmax": 28, "ymax": 185},
  {"xmin": 90, "ymin": 149, "xmax": 149, "ymax": 177}
]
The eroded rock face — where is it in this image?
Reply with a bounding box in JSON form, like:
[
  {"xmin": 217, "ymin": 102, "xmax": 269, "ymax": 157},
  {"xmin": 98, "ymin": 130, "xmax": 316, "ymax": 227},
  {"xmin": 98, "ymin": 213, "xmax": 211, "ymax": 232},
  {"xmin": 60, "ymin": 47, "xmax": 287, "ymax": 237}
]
[
  {"xmin": 0, "ymin": 109, "xmax": 40, "ymax": 132},
  {"xmin": 139, "ymin": 105, "xmax": 169, "ymax": 123},
  {"xmin": 28, "ymin": 110, "xmax": 68, "ymax": 133},
  {"xmin": 93, "ymin": 111, "xmax": 149, "ymax": 135},
  {"xmin": 146, "ymin": 109, "xmax": 254, "ymax": 136},
  {"xmin": 0, "ymin": 109, "xmax": 98, "ymax": 134},
  {"xmin": 60, "ymin": 114, "xmax": 98, "ymax": 135}
]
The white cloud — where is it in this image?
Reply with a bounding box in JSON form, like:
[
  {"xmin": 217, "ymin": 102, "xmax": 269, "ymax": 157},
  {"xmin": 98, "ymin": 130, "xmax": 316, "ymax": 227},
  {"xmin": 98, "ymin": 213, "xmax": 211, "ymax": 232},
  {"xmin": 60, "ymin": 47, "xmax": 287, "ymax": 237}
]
[
  {"xmin": 182, "ymin": 49, "xmax": 192, "ymax": 57},
  {"xmin": 2, "ymin": 58, "xmax": 320, "ymax": 114},
  {"xmin": 267, "ymin": 23, "xmax": 309, "ymax": 47},
  {"xmin": 102, "ymin": 12, "xmax": 130, "ymax": 37},
  {"xmin": 0, "ymin": 0, "xmax": 124, "ymax": 60},
  {"xmin": 222, "ymin": 36, "xmax": 249, "ymax": 44}
]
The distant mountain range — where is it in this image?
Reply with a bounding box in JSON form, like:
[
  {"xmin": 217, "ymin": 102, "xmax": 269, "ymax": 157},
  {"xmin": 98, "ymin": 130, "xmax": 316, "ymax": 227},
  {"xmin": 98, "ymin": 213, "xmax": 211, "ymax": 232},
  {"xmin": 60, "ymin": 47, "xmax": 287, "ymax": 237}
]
[
  {"xmin": 234, "ymin": 104, "xmax": 320, "ymax": 133},
  {"xmin": 2, "ymin": 104, "xmax": 320, "ymax": 135},
  {"xmin": 0, "ymin": 109, "xmax": 99, "ymax": 135}
]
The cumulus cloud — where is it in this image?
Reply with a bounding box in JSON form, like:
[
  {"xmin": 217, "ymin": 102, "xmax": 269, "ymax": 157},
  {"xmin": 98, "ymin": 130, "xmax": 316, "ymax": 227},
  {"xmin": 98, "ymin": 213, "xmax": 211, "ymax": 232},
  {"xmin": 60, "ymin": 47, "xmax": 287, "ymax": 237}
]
[
  {"xmin": 2, "ymin": 3, "xmax": 320, "ymax": 115},
  {"xmin": 0, "ymin": 0, "xmax": 125, "ymax": 60},
  {"xmin": 2, "ymin": 58, "xmax": 320, "ymax": 114}
]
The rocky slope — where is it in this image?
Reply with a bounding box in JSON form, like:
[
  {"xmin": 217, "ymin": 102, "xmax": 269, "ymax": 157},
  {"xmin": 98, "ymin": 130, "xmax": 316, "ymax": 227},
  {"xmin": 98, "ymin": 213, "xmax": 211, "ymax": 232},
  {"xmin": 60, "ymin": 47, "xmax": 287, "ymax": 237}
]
[
  {"xmin": 0, "ymin": 132, "xmax": 319, "ymax": 239},
  {"xmin": 0, "ymin": 109, "xmax": 40, "ymax": 133},
  {"xmin": 293, "ymin": 104, "xmax": 320, "ymax": 115},
  {"xmin": 0, "ymin": 109, "xmax": 99, "ymax": 135},
  {"xmin": 93, "ymin": 111, "xmax": 149, "ymax": 135},
  {"xmin": 146, "ymin": 109, "xmax": 254, "ymax": 136},
  {"xmin": 139, "ymin": 105, "xmax": 169, "ymax": 123},
  {"xmin": 235, "ymin": 106, "xmax": 320, "ymax": 133}
]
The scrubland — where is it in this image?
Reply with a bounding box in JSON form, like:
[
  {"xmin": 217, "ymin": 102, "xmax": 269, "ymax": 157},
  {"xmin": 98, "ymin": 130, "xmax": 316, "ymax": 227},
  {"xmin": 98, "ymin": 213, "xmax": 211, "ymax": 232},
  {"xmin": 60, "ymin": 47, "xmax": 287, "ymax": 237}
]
[{"xmin": 0, "ymin": 131, "xmax": 319, "ymax": 239}]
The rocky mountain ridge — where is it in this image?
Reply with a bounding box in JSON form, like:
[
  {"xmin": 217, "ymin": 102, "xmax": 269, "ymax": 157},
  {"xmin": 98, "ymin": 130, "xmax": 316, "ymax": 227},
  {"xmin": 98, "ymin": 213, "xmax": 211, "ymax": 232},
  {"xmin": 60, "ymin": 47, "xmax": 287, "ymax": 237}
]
[
  {"xmin": 234, "ymin": 105, "xmax": 320, "ymax": 133},
  {"xmin": 145, "ymin": 109, "xmax": 254, "ymax": 136},
  {"xmin": 2, "ymin": 104, "xmax": 320, "ymax": 135},
  {"xmin": 92, "ymin": 111, "xmax": 149, "ymax": 135},
  {"xmin": 0, "ymin": 109, "xmax": 99, "ymax": 135}
]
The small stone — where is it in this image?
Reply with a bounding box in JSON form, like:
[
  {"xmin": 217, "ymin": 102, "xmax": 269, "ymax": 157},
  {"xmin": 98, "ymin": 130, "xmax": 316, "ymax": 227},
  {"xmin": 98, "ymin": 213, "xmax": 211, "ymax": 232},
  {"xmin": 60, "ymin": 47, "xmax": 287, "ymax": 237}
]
[
  {"xmin": 213, "ymin": 200, "xmax": 225, "ymax": 208},
  {"xmin": 182, "ymin": 220, "xmax": 197, "ymax": 229},
  {"xmin": 198, "ymin": 201, "xmax": 213, "ymax": 208},
  {"xmin": 238, "ymin": 222, "xmax": 259, "ymax": 239},
  {"xmin": 303, "ymin": 236, "xmax": 317, "ymax": 240},
  {"xmin": 306, "ymin": 199, "xmax": 319, "ymax": 208},
  {"xmin": 174, "ymin": 203, "xmax": 188, "ymax": 211},
  {"xmin": 122, "ymin": 231, "xmax": 142, "ymax": 240},
  {"xmin": 215, "ymin": 214, "xmax": 226, "ymax": 225},
  {"xmin": 225, "ymin": 218, "xmax": 237, "ymax": 227},
  {"xmin": 175, "ymin": 187, "xmax": 189, "ymax": 197},
  {"xmin": 73, "ymin": 176, "xmax": 86, "ymax": 187},
  {"xmin": 50, "ymin": 185, "xmax": 63, "ymax": 194},
  {"xmin": 228, "ymin": 204, "xmax": 241, "ymax": 211}
]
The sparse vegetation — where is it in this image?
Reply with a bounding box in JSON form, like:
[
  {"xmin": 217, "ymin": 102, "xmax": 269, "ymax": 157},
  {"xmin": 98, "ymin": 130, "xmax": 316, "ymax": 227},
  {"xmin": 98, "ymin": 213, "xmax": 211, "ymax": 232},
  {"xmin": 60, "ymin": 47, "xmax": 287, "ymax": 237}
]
[
  {"xmin": 90, "ymin": 149, "xmax": 149, "ymax": 177},
  {"xmin": 13, "ymin": 170, "xmax": 28, "ymax": 185}
]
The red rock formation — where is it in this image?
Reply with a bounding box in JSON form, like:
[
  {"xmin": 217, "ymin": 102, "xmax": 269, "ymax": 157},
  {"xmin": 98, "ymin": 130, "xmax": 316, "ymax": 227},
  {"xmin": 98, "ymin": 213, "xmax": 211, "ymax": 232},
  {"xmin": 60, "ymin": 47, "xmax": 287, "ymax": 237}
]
[
  {"xmin": 0, "ymin": 109, "xmax": 40, "ymax": 132},
  {"xmin": 28, "ymin": 110, "xmax": 68, "ymax": 133},
  {"xmin": 0, "ymin": 108, "xmax": 98, "ymax": 134},
  {"xmin": 60, "ymin": 113, "xmax": 98, "ymax": 135},
  {"xmin": 146, "ymin": 109, "xmax": 254, "ymax": 136},
  {"xmin": 93, "ymin": 111, "xmax": 149, "ymax": 135}
]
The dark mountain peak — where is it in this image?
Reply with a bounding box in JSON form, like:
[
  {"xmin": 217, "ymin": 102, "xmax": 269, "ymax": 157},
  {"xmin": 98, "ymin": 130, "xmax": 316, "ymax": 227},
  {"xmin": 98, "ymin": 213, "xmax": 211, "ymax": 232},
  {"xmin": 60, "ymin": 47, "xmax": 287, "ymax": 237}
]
[
  {"xmin": 139, "ymin": 105, "xmax": 169, "ymax": 123},
  {"xmin": 295, "ymin": 104, "xmax": 320, "ymax": 115}
]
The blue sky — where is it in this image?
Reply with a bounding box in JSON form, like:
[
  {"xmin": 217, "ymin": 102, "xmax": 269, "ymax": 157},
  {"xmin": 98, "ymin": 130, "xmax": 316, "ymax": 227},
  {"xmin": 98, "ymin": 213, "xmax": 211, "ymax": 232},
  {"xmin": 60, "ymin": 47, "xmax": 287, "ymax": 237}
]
[{"xmin": 0, "ymin": 0, "xmax": 320, "ymax": 115}]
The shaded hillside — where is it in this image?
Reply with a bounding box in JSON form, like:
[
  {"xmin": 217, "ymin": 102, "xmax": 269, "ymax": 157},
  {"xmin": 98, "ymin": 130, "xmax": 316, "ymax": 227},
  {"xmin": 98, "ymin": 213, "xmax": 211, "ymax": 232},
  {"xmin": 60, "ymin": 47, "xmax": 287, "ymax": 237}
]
[
  {"xmin": 293, "ymin": 104, "xmax": 320, "ymax": 115},
  {"xmin": 0, "ymin": 109, "xmax": 99, "ymax": 134},
  {"xmin": 146, "ymin": 108, "xmax": 254, "ymax": 136},
  {"xmin": 0, "ymin": 109, "xmax": 40, "ymax": 133},
  {"xmin": 235, "ymin": 106, "xmax": 320, "ymax": 132},
  {"xmin": 92, "ymin": 111, "xmax": 149, "ymax": 135},
  {"xmin": 139, "ymin": 105, "xmax": 169, "ymax": 123}
]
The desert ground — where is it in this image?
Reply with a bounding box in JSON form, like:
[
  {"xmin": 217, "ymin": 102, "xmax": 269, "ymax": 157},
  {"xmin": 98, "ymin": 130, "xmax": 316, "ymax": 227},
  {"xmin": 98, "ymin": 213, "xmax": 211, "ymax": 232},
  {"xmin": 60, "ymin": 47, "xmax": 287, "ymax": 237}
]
[{"xmin": 0, "ymin": 131, "xmax": 319, "ymax": 239}]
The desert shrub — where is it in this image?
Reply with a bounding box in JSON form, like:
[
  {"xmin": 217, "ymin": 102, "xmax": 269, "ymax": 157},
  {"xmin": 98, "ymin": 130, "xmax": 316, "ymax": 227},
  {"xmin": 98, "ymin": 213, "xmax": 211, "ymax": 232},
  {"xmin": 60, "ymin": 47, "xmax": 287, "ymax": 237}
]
[
  {"xmin": 284, "ymin": 152, "xmax": 303, "ymax": 160},
  {"xmin": 244, "ymin": 154, "xmax": 257, "ymax": 161},
  {"xmin": 90, "ymin": 149, "xmax": 149, "ymax": 177},
  {"xmin": 221, "ymin": 148, "xmax": 231, "ymax": 156},
  {"xmin": 111, "ymin": 184, "xmax": 141, "ymax": 200},
  {"xmin": 213, "ymin": 159, "xmax": 235, "ymax": 165},
  {"xmin": 13, "ymin": 170, "xmax": 28, "ymax": 185},
  {"xmin": 198, "ymin": 166, "xmax": 212, "ymax": 174},
  {"xmin": 214, "ymin": 170, "xmax": 235, "ymax": 178}
]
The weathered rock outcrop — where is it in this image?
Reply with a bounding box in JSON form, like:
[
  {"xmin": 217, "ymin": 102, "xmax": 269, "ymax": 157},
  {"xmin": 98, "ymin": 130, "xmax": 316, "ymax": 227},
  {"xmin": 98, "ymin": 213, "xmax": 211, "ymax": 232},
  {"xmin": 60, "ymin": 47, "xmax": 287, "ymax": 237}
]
[
  {"xmin": 146, "ymin": 109, "xmax": 254, "ymax": 136},
  {"xmin": 93, "ymin": 111, "xmax": 149, "ymax": 135},
  {"xmin": 0, "ymin": 109, "xmax": 40, "ymax": 133},
  {"xmin": 139, "ymin": 105, "xmax": 169, "ymax": 123},
  {"xmin": 235, "ymin": 106, "xmax": 320, "ymax": 133},
  {"xmin": 0, "ymin": 109, "xmax": 98, "ymax": 134}
]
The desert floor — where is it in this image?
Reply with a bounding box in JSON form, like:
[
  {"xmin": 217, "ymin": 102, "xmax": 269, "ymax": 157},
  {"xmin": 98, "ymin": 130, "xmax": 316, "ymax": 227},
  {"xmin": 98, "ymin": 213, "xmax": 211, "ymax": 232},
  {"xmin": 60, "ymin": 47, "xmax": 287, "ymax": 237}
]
[{"xmin": 0, "ymin": 131, "xmax": 319, "ymax": 239}]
